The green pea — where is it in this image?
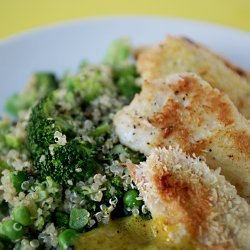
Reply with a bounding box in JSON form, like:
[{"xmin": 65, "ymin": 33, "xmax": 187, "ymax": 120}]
[
  {"xmin": 69, "ymin": 208, "xmax": 89, "ymax": 231},
  {"xmin": 123, "ymin": 189, "xmax": 143, "ymax": 208},
  {"xmin": 112, "ymin": 144, "xmax": 126, "ymax": 155},
  {"xmin": 10, "ymin": 171, "xmax": 28, "ymax": 192},
  {"xmin": 13, "ymin": 205, "xmax": 32, "ymax": 226},
  {"xmin": 2, "ymin": 219, "xmax": 23, "ymax": 241},
  {"xmin": 58, "ymin": 229, "xmax": 78, "ymax": 249},
  {"xmin": 0, "ymin": 222, "xmax": 8, "ymax": 240},
  {"xmin": 5, "ymin": 134, "xmax": 20, "ymax": 149}
]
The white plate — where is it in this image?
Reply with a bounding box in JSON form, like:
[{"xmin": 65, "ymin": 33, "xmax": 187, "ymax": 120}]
[{"xmin": 0, "ymin": 16, "xmax": 250, "ymax": 115}]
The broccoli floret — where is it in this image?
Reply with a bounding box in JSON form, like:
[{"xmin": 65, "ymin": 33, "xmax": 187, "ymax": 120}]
[
  {"xmin": 34, "ymin": 139, "xmax": 99, "ymax": 185},
  {"xmin": 65, "ymin": 76, "xmax": 103, "ymax": 103},
  {"xmin": 0, "ymin": 118, "xmax": 24, "ymax": 170},
  {"xmin": 103, "ymin": 176, "xmax": 124, "ymax": 202},
  {"xmin": 27, "ymin": 94, "xmax": 99, "ymax": 186},
  {"xmin": 113, "ymin": 65, "xmax": 140, "ymax": 100},
  {"xmin": 0, "ymin": 118, "xmax": 11, "ymax": 154},
  {"xmin": 54, "ymin": 211, "xmax": 69, "ymax": 227},
  {"xmin": 111, "ymin": 176, "xmax": 124, "ymax": 198},
  {"xmin": 111, "ymin": 176, "xmax": 123, "ymax": 189},
  {"xmin": 104, "ymin": 38, "xmax": 140, "ymax": 100},
  {"xmin": 5, "ymin": 72, "xmax": 58, "ymax": 116},
  {"xmin": 104, "ymin": 38, "xmax": 131, "ymax": 66},
  {"xmin": 63, "ymin": 65, "xmax": 114, "ymax": 103},
  {"xmin": 27, "ymin": 94, "xmax": 74, "ymax": 157}
]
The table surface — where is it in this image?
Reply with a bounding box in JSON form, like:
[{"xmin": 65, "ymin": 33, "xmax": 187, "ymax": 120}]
[{"xmin": 1, "ymin": 0, "xmax": 250, "ymax": 39}]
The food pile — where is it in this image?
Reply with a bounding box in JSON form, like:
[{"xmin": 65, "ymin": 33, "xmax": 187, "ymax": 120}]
[
  {"xmin": 0, "ymin": 36, "xmax": 250, "ymax": 250},
  {"xmin": 0, "ymin": 40, "xmax": 149, "ymax": 249}
]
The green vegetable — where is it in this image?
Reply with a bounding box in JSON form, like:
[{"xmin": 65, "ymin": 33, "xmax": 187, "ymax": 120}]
[
  {"xmin": 113, "ymin": 65, "xmax": 140, "ymax": 100},
  {"xmin": 0, "ymin": 118, "xmax": 11, "ymax": 154},
  {"xmin": 104, "ymin": 38, "xmax": 131, "ymax": 66},
  {"xmin": 104, "ymin": 38, "xmax": 140, "ymax": 100},
  {"xmin": 88, "ymin": 123, "xmax": 111, "ymax": 137},
  {"xmin": 27, "ymin": 94, "xmax": 72, "ymax": 158},
  {"xmin": 0, "ymin": 237, "xmax": 14, "ymax": 250},
  {"xmin": 0, "ymin": 222, "xmax": 8, "ymax": 240},
  {"xmin": 34, "ymin": 72, "xmax": 58, "ymax": 90},
  {"xmin": 0, "ymin": 202, "xmax": 9, "ymax": 221},
  {"xmin": 32, "ymin": 177, "xmax": 61, "ymax": 204},
  {"xmin": 58, "ymin": 229, "xmax": 78, "ymax": 249},
  {"xmin": 25, "ymin": 177, "xmax": 62, "ymax": 231},
  {"xmin": 27, "ymin": 95, "xmax": 99, "ymax": 186},
  {"xmin": 0, "ymin": 39, "xmax": 150, "ymax": 249},
  {"xmin": 68, "ymin": 78, "xmax": 103, "ymax": 103},
  {"xmin": 55, "ymin": 211, "xmax": 69, "ymax": 227},
  {"xmin": 110, "ymin": 176, "xmax": 124, "ymax": 198},
  {"xmin": 125, "ymin": 147, "xmax": 145, "ymax": 164},
  {"xmin": 123, "ymin": 190, "xmax": 143, "ymax": 208},
  {"xmin": 1, "ymin": 219, "xmax": 23, "ymax": 241},
  {"xmin": 10, "ymin": 171, "xmax": 28, "ymax": 192},
  {"xmin": 103, "ymin": 176, "xmax": 124, "ymax": 204},
  {"xmin": 5, "ymin": 72, "xmax": 58, "ymax": 116},
  {"xmin": 12, "ymin": 205, "xmax": 32, "ymax": 226},
  {"xmin": 33, "ymin": 139, "xmax": 99, "ymax": 186},
  {"xmin": 69, "ymin": 208, "xmax": 89, "ymax": 231},
  {"xmin": 4, "ymin": 133, "xmax": 20, "ymax": 149},
  {"xmin": 64, "ymin": 65, "xmax": 111, "ymax": 103}
]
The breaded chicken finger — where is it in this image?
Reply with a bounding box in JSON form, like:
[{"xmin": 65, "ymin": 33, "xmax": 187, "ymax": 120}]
[
  {"xmin": 127, "ymin": 147, "xmax": 250, "ymax": 249},
  {"xmin": 114, "ymin": 73, "xmax": 250, "ymax": 200},
  {"xmin": 137, "ymin": 36, "xmax": 250, "ymax": 118}
]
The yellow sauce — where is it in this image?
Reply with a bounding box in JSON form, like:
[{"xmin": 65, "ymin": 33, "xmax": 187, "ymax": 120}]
[{"xmin": 75, "ymin": 216, "xmax": 196, "ymax": 250}]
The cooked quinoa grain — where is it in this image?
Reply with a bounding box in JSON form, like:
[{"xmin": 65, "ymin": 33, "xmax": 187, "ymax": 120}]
[{"xmin": 0, "ymin": 39, "xmax": 150, "ymax": 249}]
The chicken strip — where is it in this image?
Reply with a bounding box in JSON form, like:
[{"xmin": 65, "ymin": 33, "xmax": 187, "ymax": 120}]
[
  {"xmin": 127, "ymin": 147, "xmax": 250, "ymax": 249},
  {"xmin": 113, "ymin": 73, "xmax": 250, "ymax": 200},
  {"xmin": 137, "ymin": 36, "xmax": 250, "ymax": 118}
]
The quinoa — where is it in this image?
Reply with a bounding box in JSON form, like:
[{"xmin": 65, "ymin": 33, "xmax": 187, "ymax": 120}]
[{"xmin": 0, "ymin": 39, "xmax": 149, "ymax": 249}]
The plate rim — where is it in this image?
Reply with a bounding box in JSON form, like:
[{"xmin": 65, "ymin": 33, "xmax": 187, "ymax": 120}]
[{"xmin": 1, "ymin": 15, "xmax": 250, "ymax": 45}]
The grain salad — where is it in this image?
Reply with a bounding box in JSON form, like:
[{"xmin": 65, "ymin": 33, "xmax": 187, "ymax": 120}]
[
  {"xmin": 0, "ymin": 39, "xmax": 150, "ymax": 249},
  {"xmin": 1, "ymin": 36, "xmax": 250, "ymax": 250}
]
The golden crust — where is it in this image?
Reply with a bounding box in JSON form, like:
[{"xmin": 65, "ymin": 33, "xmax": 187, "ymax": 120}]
[
  {"xmin": 113, "ymin": 73, "xmax": 250, "ymax": 200},
  {"xmin": 128, "ymin": 147, "xmax": 250, "ymax": 249},
  {"xmin": 149, "ymin": 75, "xmax": 249, "ymax": 156},
  {"xmin": 181, "ymin": 37, "xmax": 250, "ymax": 80},
  {"xmin": 136, "ymin": 36, "xmax": 250, "ymax": 118}
]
